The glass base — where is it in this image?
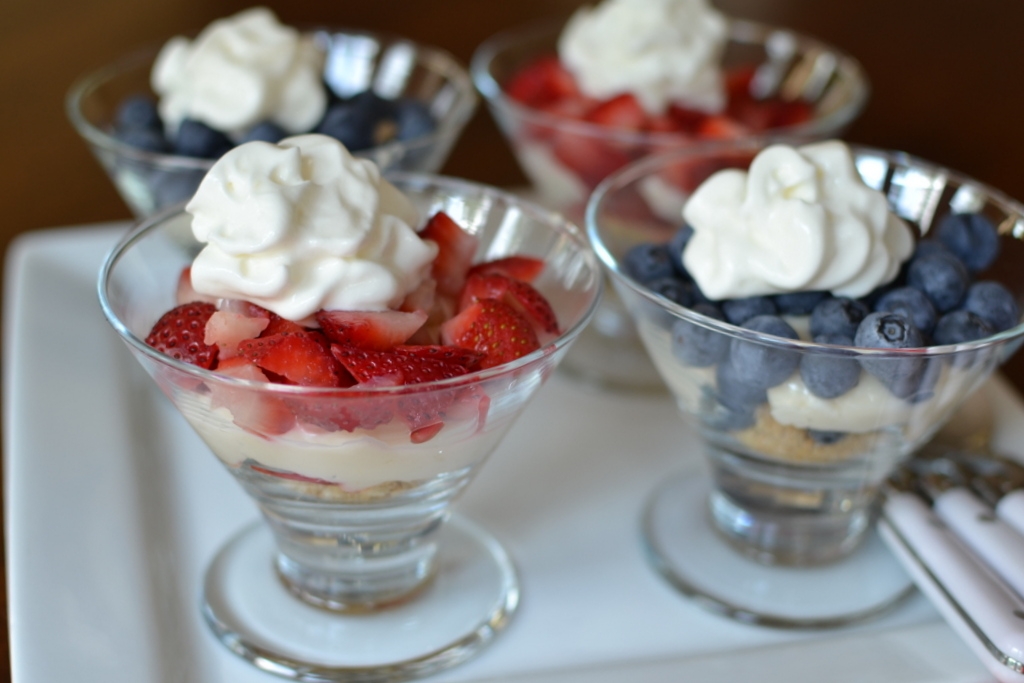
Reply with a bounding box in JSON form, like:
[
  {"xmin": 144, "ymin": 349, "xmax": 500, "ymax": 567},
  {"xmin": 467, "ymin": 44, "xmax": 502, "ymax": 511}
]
[
  {"xmin": 642, "ymin": 471, "xmax": 915, "ymax": 629},
  {"xmin": 202, "ymin": 516, "xmax": 519, "ymax": 681}
]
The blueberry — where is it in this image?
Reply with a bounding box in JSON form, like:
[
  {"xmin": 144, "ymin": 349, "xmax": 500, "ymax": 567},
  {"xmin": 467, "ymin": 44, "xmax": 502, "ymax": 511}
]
[
  {"xmin": 808, "ymin": 429, "xmax": 846, "ymax": 445},
  {"xmin": 933, "ymin": 310, "xmax": 995, "ymax": 345},
  {"xmin": 708, "ymin": 403, "xmax": 757, "ymax": 431},
  {"xmin": 115, "ymin": 94, "xmax": 162, "ymax": 132},
  {"xmin": 393, "ymin": 98, "xmax": 436, "ymax": 141},
  {"xmin": 854, "ymin": 312, "xmax": 927, "ymax": 399},
  {"xmin": 773, "ymin": 290, "xmax": 828, "ymax": 316},
  {"xmin": 875, "ymin": 286, "xmax": 938, "ymax": 337},
  {"xmin": 716, "ymin": 356, "xmax": 768, "ymax": 412},
  {"xmin": 241, "ymin": 121, "xmax": 286, "ymax": 144},
  {"xmin": 115, "ymin": 126, "xmax": 169, "ymax": 153},
  {"xmin": 906, "ymin": 251, "xmax": 970, "ymax": 312},
  {"xmin": 174, "ymin": 118, "xmax": 232, "ymax": 159},
  {"xmin": 810, "ymin": 297, "xmax": 871, "ymax": 338},
  {"xmin": 647, "ymin": 276, "xmax": 695, "ymax": 307},
  {"xmin": 962, "ymin": 281, "xmax": 1020, "ymax": 333},
  {"xmin": 668, "ymin": 224, "xmax": 694, "ymax": 278},
  {"xmin": 728, "ymin": 315, "xmax": 801, "ymax": 388},
  {"xmin": 672, "ymin": 303, "xmax": 729, "ymax": 367},
  {"xmin": 623, "ymin": 243, "xmax": 675, "ymax": 284},
  {"xmin": 800, "ymin": 333, "xmax": 860, "ymax": 399},
  {"xmin": 935, "ymin": 212, "xmax": 1000, "ymax": 272},
  {"xmin": 317, "ymin": 91, "xmax": 398, "ymax": 151},
  {"xmin": 913, "ymin": 239, "xmax": 954, "ymax": 261},
  {"xmin": 722, "ymin": 296, "xmax": 777, "ymax": 325}
]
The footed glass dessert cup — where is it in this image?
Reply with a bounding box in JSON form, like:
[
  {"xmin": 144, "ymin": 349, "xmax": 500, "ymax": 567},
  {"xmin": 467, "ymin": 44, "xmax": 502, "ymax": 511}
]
[
  {"xmin": 98, "ymin": 175, "xmax": 602, "ymax": 680},
  {"xmin": 69, "ymin": 29, "xmax": 478, "ymax": 218},
  {"xmin": 472, "ymin": 18, "xmax": 869, "ymax": 390},
  {"xmin": 587, "ymin": 141, "xmax": 1024, "ymax": 628}
]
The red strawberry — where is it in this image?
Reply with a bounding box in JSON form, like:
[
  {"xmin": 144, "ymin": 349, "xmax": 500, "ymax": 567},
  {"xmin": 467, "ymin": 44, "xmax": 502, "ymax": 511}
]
[
  {"xmin": 459, "ymin": 273, "xmax": 560, "ymax": 337},
  {"xmin": 551, "ymin": 131, "xmax": 631, "ymax": 188},
  {"xmin": 261, "ymin": 314, "xmax": 307, "ymax": 337},
  {"xmin": 204, "ymin": 310, "xmax": 270, "ymax": 359},
  {"xmin": 696, "ymin": 114, "xmax": 750, "ymax": 140},
  {"xmin": 399, "ymin": 277, "xmax": 437, "ymax": 314},
  {"xmin": 419, "ymin": 211, "xmax": 479, "ymax": 297},
  {"xmin": 505, "ymin": 54, "xmax": 579, "ymax": 107},
  {"xmin": 667, "ymin": 104, "xmax": 708, "ymax": 135},
  {"xmin": 211, "ymin": 357, "xmax": 296, "ymax": 435},
  {"xmin": 145, "ymin": 301, "xmax": 219, "ymax": 369},
  {"xmin": 585, "ymin": 93, "xmax": 648, "ymax": 131},
  {"xmin": 315, "ymin": 309, "xmax": 428, "ymax": 350},
  {"xmin": 467, "ymin": 256, "xmax": 545, "ymax": 283},
  {"xmin": 288, "ymin": 391, "xmax": 394, "ymax": 433},
  {"xmin": 440, "ymin": 299, "xmax": 540, "ymax": 369},
  {"xmin": 238, "ymin": 333, "xmax": 344, "ymax": 387}
]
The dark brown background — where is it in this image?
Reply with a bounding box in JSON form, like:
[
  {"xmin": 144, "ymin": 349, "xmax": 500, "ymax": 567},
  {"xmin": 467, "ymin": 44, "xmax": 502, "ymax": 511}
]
[{"xmin": 4, "ymin": 0, "xmax": 1024, "ymax": 678}]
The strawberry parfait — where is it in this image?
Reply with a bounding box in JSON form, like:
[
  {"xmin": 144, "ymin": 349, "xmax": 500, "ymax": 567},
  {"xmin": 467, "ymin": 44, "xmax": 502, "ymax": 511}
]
[{"xmin": 98, "ymin": 132, "xmax": 601, "ymax": 673}]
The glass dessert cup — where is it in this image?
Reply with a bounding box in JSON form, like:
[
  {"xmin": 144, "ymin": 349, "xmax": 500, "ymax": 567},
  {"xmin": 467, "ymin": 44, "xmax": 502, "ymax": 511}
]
[
  {"xmin": 472, "ymin": 19, "xmax": 869, "ymax": 391},
  {"xmin": 587, "ymin": 141, "xmax": 1024, "ymax": 628},
  {"xmin": 69, "ymin": 29, "xmax": 478, "ymax": 218},
  {"xmin": 98, "ymin": 175, "xmax": 602, "ymax": 680}
]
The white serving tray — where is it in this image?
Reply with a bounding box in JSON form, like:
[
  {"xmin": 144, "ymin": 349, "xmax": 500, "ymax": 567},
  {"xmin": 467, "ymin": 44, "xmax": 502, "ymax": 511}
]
[{"xmin": 5, "ymin": 222, "xmax": 1020, "ymax": 683}]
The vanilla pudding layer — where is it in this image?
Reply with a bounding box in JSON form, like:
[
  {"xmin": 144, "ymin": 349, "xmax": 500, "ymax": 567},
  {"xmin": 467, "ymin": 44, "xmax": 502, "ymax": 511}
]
[{"xmin": 176, "ymin": 390, "xmax": 505, "ymax": 491}]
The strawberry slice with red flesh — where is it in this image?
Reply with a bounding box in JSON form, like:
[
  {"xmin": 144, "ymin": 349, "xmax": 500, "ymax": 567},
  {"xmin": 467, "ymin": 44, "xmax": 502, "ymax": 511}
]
[
  {"xmin": 315, "ymin": 309, "xmax": 428, "ymax": 350},
  {"xmin": 288, "ymin": 390, "xmax": 394, "ymax": 433},
  {"xmin": 505, "ymin": 54, "xmax": 579, "ymax": 107},
  {"xmin": 551, "ymin": 130, "xmax": 632, "ymax": 188},
  {"xmin": 459, "ymin": 273, "xmax": 560, "ymax": 337},
  {"xmin": 239, "ymin": 333, "xmax": 345, "ymax": 387},
  {"xmin": 467, "ymin": 256, "xmax": 545, "ymax": 283},
  {"xmin": 585, "ymin": 93, "xmax": 649, "ymax": 132},
  {"xmin": 205, "ymin": 310, "xmax": 270, "ymax": 359},
  {"xmin": 212, "ymin": 357, "xmax": 296, "ymax": 435},
  {"xmin": 145, "ymin": 301, "xmax": 219, "ymax": 369},
  {"xmin": 419, "ymin": 211, "xmax": 479, "ymax": 298},
  {"xmin": 441, "ymin": 299, "xmax": 541, "ymax": 369}
]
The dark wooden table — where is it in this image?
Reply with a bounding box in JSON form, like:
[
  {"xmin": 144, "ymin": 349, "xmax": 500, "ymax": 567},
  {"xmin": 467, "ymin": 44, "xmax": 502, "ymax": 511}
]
[{"xmin": 4, "ymin": 0, "xmax": 1024, "ymax": 679}]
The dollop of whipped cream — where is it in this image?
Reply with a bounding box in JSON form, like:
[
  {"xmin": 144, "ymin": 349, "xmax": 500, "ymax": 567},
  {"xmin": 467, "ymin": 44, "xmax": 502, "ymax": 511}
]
[
  {"xmin": 557, "ymin": 0, "xmax": 728, "ymax": 115},
  {"xmin": 681, "ymin": 141, "xmax": 915, "ymax": 300},
  {"xmin": 152, "ymin": 7, "xmax": 327, "ymax": 136},
  {"xmin": 187, "ymin": 134, "xmax": 438, "ymax": 321}
]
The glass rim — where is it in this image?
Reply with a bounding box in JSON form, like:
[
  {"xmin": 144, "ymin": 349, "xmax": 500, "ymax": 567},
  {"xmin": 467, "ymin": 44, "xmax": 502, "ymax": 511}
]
[
  {"xmin": 98, "ymin": 172, "xmax": 604, "ymax": 394},
  {"xmin": 67, "ymin": 27, "xmax": 479, "ymax": 170},
  {"xmin": 470, "ymin": 17, "xmax": 871, "ymax": 147},
  {"xmin": 585, "ymin": 139, "xmax": 1024, "ymax": 359}
]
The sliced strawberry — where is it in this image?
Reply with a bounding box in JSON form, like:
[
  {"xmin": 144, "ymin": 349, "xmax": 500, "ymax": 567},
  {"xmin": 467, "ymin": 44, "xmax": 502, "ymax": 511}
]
[
  {"xmin": 725, "ymin": 64, "xmax": 757, "ymax": 101},
  {"xmin": 315, "ymin": 309, "xmax": 428, "ymax": 350},
  {"xmin": 440, "ymin": 299, "xmax": 541, "ymax": 369},
  {"xmin": 261, "ymin": 314, "xmax": 307, "ymax": 337},
  {"xmin": 419, "ymin": 211, "xmax": 479, "ymax": 297},
  {"xmin": 505, "ymin": 54, "xmax": 579, "ymax": 107},
  {"xmin": 551, "ymin": 131, "xmax": 631, "ymax": 188},
  {"xmin": 406, "ymin": 292, "xmax": 457, "ymax": 346},
  {"xmin": 145, "ymin": 301, "xmax": 219, "ymax": 369},
  {"xmin": 205, "ymin": 310, "xmax": 270, "ymax": 359},
  {"xmin": 331, "ymin": 344, "xmax": 482, "ymax": 385},
  {"xmin": 410, "ymin": 422, "xmax": 445, "ymax": 444},
  {"xmin": 667, "ymin": 104, "xmax": 709, "ymax": 135},
  {"xmin": 467, "ymin": 256, "xmax": 545, "ymax": 283},
  {"xmin": 697, "ymin": 114, "xmax": 750, "ymax": 140},
  {"xmin": 212, "ymin": 357, "xmax": 296, "ymax": 435},
  {"xmin": 239, "ymin": 333, "xmax": 344, "ymax": 387},
  {"xmin": 585, "ymin": 93, "xmax": 648, "ymax": 131},
  {"xmin": 459, "ymin": 273, "xmax": 560, "ymax": 337},
  {"xmin": 175, "ymin": 267, "xmax": 218, "ymax": 306},
  {"xmin": 399, "ymin": 277, "xmax": 437, "ymax": 314},
  {"xmin": 288, "ymin": 391, "xmax": 394, "ymax": 433}
]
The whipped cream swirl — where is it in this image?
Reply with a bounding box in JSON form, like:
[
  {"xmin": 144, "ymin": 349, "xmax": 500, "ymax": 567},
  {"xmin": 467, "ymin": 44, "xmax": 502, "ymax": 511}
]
[
  {"xmin": 187, "ymin": 134, "xmax": 438, "ymax": 320},
  {"xmin": 558, "ymin": 0, "xmax": 728, "ymax": 115},
  {"xmin": 152, "ymin": 7, "xmax": 327, "ymax": 136},
  {"xmin": 682, "ymin": 141, "xmax": 914, "ymax": 300}
]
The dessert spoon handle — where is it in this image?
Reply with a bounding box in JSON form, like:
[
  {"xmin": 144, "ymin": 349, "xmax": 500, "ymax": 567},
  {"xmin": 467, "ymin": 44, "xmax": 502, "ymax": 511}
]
[{"xmin": 997, "ymin": 490, "xmax": 1024, "ymax": 537}]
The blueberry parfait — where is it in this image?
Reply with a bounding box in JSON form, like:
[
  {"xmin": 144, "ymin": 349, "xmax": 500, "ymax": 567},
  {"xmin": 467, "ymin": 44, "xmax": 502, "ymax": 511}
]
[{"xmin": 620, "ymin": 141, "xmax": 1020, "ymax": 464}]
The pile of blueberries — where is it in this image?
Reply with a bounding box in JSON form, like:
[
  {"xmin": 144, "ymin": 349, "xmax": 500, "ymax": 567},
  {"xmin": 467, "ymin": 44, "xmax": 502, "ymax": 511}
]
[{"xmin": 622, "ymin": 212, "xmax": 1020, "ymax": 433}]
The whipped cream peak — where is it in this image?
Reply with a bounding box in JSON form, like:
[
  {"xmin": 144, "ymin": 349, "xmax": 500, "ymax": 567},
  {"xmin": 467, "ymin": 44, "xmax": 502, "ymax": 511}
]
[
  {"xmin": 152, "ymin": 7, "xmax": 327, "ymax": 136},
  {"xmin": 558, "ymin": 0, "xmax": 728, "ymax": 115},
  {"xmin": 682, "ymin": 141, "xmax": 915, "ymax": 300},
  {"xmin": 187, "ymin": 134, "xmax": 437, "ymax": 320}
]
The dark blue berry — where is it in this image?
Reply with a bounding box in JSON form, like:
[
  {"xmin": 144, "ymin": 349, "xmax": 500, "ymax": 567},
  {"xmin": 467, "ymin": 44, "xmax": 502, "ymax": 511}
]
[
  {"xmin": 913, "ymin": 239, "xmax": 954, "ymax": 261},
  {"xmin": 810, "ymin": 297, "xmax": 870, "ymax": 339},
  {"xmin": 808, "ymin": 429, "xmax": 846, "ymax": 445},
  {"xmin": 906, "ymin": 251, "xmax": 969, "ymax": 312},
  {"xmin": 668, "ymin": 224, "xmax": 694, "ymax": 278},
  {"xmin": 799, "ymin": 333, "xmax": 860, "ymax": 399},
  {"xmin": 174, "ymin": 118, "xmax": 232, "ymax": 159},
  {"xmin": 394, "ymin": 98, "xmax": 436, "ymax": 141},
  {"xmin": 728, "ymin": 315, "xmax": 801, "ymax": 388},
  {"xmin": 933, "ymin": 310, "xmax": 994, "ymax": 345},
  {"xmin": 671, "ymin": 303, "xmax": 729, "ymax": 367},
  {"xmin": 115, "ymin": 126, "xmax": 169, "ymax": 153},
  {"xmin": 935, "ymin": 212, "xmax": 1000, "ymax": 272},
  {"xmin": 115, "ymin": 94, "xmax": 163, "ymax": 132},
  {"xmin": 623, "ymin": 243, "xmax": 675, "ymax": 284},
  {"xmin": 709, "ymin": 403, "xmax": 757, "ymax": 431},
  {"xmin": 317, "ymin": 91, "xmax": 398, "ymax": 151},
  {"xmin": 716, "ymin": 356, "xmax": 767, "ymax": 412},
  {"xmin": 962, "ymin": 281, "xmax": 1019, "ymax": 333},
  {"xmin": 647, "ymin": 276, "xmax": 695, "ymax": 307},
  {"xmin": 241, "ymin": 121, "xmax": 287, "ymax": 144},
  {"xmin": 854, "ymin": 312, "xmax": 926, "ymax": 398},
  {"xmin": 773, "ymin": 290, "xmax": 827, "ymax": 316},
  {"xmin": 875, "ymin": 286, "xmax": 937, "ymax": 337},
  {"xmin": 722, "ymin": 296, "xmax": 777, "ymax": 325}
]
